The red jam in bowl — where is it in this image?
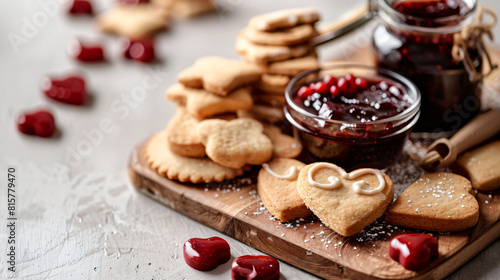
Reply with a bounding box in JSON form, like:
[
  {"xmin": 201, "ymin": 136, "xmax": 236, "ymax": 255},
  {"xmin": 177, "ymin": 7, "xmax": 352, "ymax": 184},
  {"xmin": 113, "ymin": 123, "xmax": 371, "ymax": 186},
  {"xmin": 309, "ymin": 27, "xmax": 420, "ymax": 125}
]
[
  {"xmin": 293, "ymin": 74, "xmax": 411, "ymax": 123},
  {"xmin": 285, "ymin": 65, "xmax": 420, "ymax": 170},
  {"xmin": 374, "ymin": 0, "xmax": 480, "ymax": 132}
]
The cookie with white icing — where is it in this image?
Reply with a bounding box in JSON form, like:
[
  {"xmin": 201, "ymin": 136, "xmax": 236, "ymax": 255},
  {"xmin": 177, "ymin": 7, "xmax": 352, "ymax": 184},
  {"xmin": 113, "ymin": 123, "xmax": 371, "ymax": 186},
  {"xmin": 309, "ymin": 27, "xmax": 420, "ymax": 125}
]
[
  {"xmin": 297, "ymin": 162, "xmax": 394, "ymax": 236},
  {"xmin": 257, "ymin": 158, "xmax": 311, "ymax": 222}
]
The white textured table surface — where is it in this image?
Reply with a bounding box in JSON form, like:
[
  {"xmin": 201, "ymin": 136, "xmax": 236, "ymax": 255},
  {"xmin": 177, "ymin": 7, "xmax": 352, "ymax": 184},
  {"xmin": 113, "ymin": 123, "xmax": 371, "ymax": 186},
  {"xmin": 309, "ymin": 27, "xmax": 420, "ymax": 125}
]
[{"xmin": 1, "ymin": 0, "xmax": 500, "ymax": 279}]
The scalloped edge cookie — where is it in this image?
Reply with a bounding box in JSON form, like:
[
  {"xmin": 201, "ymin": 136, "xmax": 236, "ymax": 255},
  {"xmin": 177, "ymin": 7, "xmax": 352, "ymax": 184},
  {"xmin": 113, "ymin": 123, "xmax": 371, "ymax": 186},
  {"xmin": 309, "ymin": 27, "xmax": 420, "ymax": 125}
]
[{"xmin": 145, "ymin": 130, "xmax": 244, "ymax": 183}]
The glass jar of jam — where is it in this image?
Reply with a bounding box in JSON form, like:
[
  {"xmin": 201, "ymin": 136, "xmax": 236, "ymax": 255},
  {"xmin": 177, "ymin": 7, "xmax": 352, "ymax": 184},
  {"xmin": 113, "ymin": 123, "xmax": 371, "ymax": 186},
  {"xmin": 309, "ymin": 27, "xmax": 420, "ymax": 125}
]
[
  {"xmin": 373, "ymin": 0, "xmax": 481, "ymax": 133},
  {"xmin": 284, "ymin": 64, "xmax": 421, "ymax": 170}
]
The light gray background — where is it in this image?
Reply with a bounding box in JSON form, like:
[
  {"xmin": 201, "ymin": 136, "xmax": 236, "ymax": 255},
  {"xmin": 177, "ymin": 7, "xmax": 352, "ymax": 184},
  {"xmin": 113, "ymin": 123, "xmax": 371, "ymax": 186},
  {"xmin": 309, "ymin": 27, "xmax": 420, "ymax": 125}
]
[{"xmin": 1, "ymin": 0, "xmax": 499, "ymax": 279}]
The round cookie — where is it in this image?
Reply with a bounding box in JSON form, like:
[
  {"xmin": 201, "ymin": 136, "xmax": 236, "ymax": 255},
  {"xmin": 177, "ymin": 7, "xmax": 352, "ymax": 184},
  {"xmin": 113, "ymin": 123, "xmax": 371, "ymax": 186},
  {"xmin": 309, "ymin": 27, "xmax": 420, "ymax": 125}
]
[
  {"xmin": 252, "ymin": 91, "xmax": 286, "ymax": 106},
  {"xmin": 255, "ymin": 74, "xmax": 291, "ymax": 95},
  {"xmin": 237, "ymin": 104, "xmax": 285, "ymax": 124},
  {"xmin": 146, "ymin": 130, "xmax": 244, "ymax": 183},
  {"xmin": 166, "ymin": 106, "xmax": 206, "ymax": 158},
  {"xmin": 236, "ymin": 34, "xmax": 312, "ymax": 64},
  {"xmin": 244, "ymin": 24, "xmax": 317, "ymax": 46},
  {"xmin": 261, "ymin": 53, "xmax": 319, "ymax": 76}
]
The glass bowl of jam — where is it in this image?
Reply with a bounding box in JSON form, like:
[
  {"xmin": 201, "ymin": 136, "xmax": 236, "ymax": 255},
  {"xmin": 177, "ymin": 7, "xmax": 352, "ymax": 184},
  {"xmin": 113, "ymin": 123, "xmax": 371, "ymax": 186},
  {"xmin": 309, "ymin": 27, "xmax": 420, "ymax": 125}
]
[
  {"xmin": 373, "ymin": 0, "xmax": 481, "ymax": 133},
  {"xmin": 284, "ymin": 64, "xmax": 421, "ymax": 170}
]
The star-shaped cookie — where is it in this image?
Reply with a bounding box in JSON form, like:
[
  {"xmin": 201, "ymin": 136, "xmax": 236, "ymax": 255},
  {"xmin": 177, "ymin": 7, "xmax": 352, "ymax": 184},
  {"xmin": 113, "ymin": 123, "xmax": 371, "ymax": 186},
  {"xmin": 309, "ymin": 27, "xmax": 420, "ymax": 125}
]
[
  {"xmin": 165, "ymin": 83, "xmax": 253, "ymax": 118},
  {"xmin": 97, "ymin": 4, "xmax": 169, "ymax": 38},
  {"xmin": 177, "ymin": 56, "xmax": 262, "ymax": 96}
]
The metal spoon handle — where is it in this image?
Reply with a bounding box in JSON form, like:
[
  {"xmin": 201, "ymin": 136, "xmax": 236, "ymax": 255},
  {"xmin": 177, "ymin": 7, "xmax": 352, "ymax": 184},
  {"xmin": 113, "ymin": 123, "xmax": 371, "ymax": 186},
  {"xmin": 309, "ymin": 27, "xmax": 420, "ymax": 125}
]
[{"xmin": 313, "ymin": 1, "xmax": 377, "ymax": 46}]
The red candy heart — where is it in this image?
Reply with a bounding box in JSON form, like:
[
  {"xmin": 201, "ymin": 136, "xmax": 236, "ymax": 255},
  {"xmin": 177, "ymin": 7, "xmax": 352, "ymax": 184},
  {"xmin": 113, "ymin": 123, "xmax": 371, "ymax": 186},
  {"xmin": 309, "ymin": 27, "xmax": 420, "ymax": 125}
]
[
  {"xmin": 67, "ymin": 39, "xmax": 105, "ymax": 62},
  {"xmin": 122, "ymin": 37, "xmax": 156, "ymax": 63},
  {"xmin": 68, "ymin": 0, "xmax": 93, "ymax": 15},
  {"xmin": 231, "ymin": 255, "xmax": 280, "ymax": 280},
  {"xmin": 389, "ymin": 234, "xmax": 439, "ymax": 271},
  {"xmin": 183, "ymin": 237, "xmax": 231, "ymax": 271},
  {"xmin": 17, "ymin": 110, "xmax": 56, "ymax": 138},
  {"xmin": 41, "ymin": 75, "xmax": 87, "ymax": 105}
]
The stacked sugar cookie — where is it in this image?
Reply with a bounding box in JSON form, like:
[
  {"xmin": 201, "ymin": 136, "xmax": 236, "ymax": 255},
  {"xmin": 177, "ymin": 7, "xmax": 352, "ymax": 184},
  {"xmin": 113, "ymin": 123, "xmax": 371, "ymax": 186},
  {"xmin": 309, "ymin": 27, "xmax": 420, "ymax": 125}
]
[
  {"xmin": 146, "ymin": 56, "xmax": 303, "ymax": 184},
  {"xmin": 151, "ymin": 0, "xmax": 215, "ymax": 18},
  {"xmin": 96, "ymin": 0, "xmax": 214, "ymax": 47},
  {"xmin": 235, "ymin": 7, "xmax": 321, "ymax": 123}
]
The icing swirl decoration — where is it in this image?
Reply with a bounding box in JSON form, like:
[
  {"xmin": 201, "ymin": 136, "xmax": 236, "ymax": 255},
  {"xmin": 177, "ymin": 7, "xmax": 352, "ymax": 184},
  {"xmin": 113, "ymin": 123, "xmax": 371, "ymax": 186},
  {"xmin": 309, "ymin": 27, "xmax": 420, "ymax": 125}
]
[
  {"xmin": 262, "ymin": 163, "xmax": 300, "ymax": 180},
  {"xmin": 307, "ymin": 163, "xmax": 386, "ymax": 195}
]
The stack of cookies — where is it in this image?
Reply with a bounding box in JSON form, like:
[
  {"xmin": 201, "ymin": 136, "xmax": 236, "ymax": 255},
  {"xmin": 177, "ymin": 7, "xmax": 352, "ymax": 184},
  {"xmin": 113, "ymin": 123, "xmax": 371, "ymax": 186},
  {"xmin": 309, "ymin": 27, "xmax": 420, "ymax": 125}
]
[
  {"xmin": 146, "ymin": 56, "xmax": 268, "ymax": 183},
  {"xmin": 235, "ymin": 7, "xmax": 321, "ymax": 122},
  {"xmin": 146, "ymin": 55, "xmax": 305, "ymax": 183}
]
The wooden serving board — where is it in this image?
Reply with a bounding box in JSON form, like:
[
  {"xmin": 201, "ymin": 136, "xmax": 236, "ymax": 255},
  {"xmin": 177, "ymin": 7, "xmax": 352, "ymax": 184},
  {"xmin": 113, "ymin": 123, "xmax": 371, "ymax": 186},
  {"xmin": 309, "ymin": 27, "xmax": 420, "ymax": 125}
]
[{"xmin": 128, "ymin": 139, "xmax": 500, "ymax": 280}]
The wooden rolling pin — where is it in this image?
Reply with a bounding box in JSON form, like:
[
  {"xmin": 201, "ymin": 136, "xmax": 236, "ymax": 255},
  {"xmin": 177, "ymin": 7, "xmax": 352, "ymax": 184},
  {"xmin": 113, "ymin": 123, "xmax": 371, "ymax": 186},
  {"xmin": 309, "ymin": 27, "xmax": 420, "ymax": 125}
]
[{"xmin": 420, "ymin": 110, "xmax": 500, "ymax": 171}]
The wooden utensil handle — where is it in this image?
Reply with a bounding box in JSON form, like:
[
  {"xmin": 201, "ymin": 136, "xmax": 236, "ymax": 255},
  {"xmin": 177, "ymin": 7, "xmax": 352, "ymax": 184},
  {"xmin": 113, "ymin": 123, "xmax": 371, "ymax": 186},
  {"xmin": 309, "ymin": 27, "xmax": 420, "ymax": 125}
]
[{"xmin": 450, "ymin": 110, "xmax": 500, "ymax": 154}]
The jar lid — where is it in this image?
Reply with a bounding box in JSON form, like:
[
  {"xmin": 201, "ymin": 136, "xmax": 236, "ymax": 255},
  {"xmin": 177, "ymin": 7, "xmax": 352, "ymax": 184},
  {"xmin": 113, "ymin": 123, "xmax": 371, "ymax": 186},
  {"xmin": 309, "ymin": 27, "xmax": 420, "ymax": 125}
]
[{"xmin": 377, "ymin": 0, "xmax": 478, "ymax": 34}]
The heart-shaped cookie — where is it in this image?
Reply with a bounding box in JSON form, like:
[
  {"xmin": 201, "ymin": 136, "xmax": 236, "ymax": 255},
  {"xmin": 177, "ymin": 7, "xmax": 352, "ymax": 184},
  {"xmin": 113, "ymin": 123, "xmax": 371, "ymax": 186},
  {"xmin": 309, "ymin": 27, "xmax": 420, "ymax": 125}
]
[
  {"xmin": 257, "ymin": 158, "xmax": 311, "ymax": 222},
  {"xmin": 297, "ymin": 162, "xmax": 394, "ymax": 236},
  {"xmin": 385, "ymin": 172, "xmax": 479, "ymax": 232}
]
